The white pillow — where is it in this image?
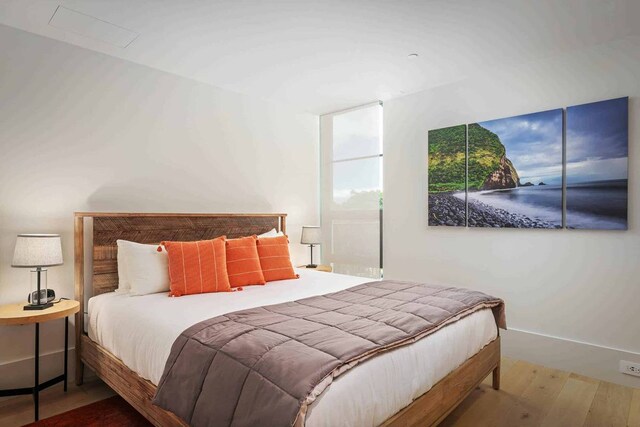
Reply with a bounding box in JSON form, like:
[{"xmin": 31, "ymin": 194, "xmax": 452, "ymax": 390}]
[
  {"xmin": 116, "ymin": 240, "xmax": 131, "ymax": 294},
  {"xmin": 116, "ymin": 240, "xmax": 169, "ymax": 296},
  {"xmin": 257, "ymin": 228, "xmax": 284, "ymax": 238}
]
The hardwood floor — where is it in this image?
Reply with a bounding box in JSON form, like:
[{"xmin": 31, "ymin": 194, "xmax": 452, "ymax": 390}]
[
  {"xmin": 0, "ymin": 358, "xmax": 637, "ymax": 427},
  {"xmin": 0, "ymin": 380, "xmax": 115, "ymax": 427},
  {"xmin": 441, "ymin": 358, "xmax": 640, "ymax": 427}
]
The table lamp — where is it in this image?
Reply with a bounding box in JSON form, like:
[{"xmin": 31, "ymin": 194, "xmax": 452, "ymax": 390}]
[
  {"xmin": 300, "ymin": 226, "xmax": 321, "ymax": 268},
  {"xmin": 12, "ymin": 234, "xmax": 63, "ymax": 310}
]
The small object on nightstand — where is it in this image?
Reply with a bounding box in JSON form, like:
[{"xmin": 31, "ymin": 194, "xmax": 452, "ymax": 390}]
[
  {"xmin": 297, "ymin": 264, "xmax": 332, "ymax": 273},
  {"xmin": 12, "ymin": 234, "xmax": 63, "ymax": 310},
  {"xmin": 0, "ymin": 299, "xmax": 79, "ymax": 422},
  {"xmin": 300, "ymin": 226, "xmax": 321, "ymax": 268}
]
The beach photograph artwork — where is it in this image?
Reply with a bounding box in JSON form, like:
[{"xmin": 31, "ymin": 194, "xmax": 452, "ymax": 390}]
[
  {"xmin": 466, "ymin": 109, "xmax": 564, "ymax": 228},
  {"xmin": 428, "ymin": 124, "xmax": 467, "ymax": 226},
  {"xmin": 566, "ymin": 97, "xmax": 628, "ymax": 230}
]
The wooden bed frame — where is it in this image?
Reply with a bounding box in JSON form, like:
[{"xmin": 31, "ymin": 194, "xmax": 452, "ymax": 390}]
[{"xmin": 74, "ymin": 212, "xmax": 500, "ymax": 427}]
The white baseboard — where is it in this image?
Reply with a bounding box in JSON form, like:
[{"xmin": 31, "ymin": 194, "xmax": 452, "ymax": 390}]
[
  {"xmin": 502, "ymin": 328, "xmax": 640, "ymax": 388},
  {"xmin": 0, "ymin": 348, "xmax": 75, "ymax": 396}
]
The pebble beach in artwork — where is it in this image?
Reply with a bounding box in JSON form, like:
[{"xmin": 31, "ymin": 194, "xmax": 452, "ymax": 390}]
[{"xmin": 428, "ymin": 194, "xmax": 560, "ymax": 229}]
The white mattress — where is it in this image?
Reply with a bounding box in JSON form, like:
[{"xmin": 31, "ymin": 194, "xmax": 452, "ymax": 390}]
[{"xmin": 88, "ymin": 269, "xmax": 497, "ymax": 427}]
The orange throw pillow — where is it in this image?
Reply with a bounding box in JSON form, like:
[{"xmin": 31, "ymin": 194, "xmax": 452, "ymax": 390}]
[
  {"xmin": 256, "ymin": 235, "xmax": 299, "ymax": 282},
  {"xmin": 225, "ymin": 236, "xmax": 266, "ymax": 288},
  {"xmin": 161, "ymin": 237, "xmax": 231, "ymax": 296}
]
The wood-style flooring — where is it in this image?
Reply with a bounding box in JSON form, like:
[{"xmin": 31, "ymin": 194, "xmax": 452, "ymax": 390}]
[
  {"xmin": 441, "ymin": 357, "xmax": 640, "ymax": 427},
  {"xmin": 0, "ymin": 358, "xmax": 638, "ymax": 427},
  {"xmin": 0, "ymin": 380, "xmax": 115, "ymax": 427}
]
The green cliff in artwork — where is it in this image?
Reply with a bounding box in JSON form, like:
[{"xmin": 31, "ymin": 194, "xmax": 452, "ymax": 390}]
[
  {"xmin": 428, "ymin": 123, "xmax": 520, "ymax": 193},
  {"xmin": 428, "ymin": 125, "xmax": 466, "ymax": 193},
  {"xmin": 468, "ymin": 123, "xmax": 520, "ymax": 190}
]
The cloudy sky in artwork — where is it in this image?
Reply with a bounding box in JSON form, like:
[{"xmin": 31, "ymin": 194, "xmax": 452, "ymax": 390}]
[
  {"xmin": 566, "ymin": 97, "xmax": 628, "ymax": 184},
  {"xmin": 477, "ymin": 109, "xmax": 563, "ymax": 185}
]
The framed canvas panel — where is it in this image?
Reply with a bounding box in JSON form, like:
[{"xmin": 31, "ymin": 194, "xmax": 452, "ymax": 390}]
[
  {"xmin": 566, "ymin": 97, "xmax": 628, "ymax": 230},
  {"xmin": 466, "ymin": 109, "xmax": 563, "ymax": 228},
  {"xmin": 428, "ymin": 124, "xmax": 467, "ymax": 226}
]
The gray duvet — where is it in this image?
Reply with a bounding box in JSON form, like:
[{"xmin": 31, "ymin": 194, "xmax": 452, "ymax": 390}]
[{"xmin": 153, "ymin": 280, "xmax": 506, "ymax": 427}]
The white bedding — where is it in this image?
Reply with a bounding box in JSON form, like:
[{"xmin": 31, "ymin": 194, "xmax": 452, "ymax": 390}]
[{"xmin": 88, "ymin": 269, "xmax": 497, "ymax": 427}]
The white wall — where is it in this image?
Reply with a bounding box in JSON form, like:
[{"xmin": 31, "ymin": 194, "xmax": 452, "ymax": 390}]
[
  {"xmin": 0, "ymin": 24, "xmax": 319, "ymax": 386},
  {"xmin": 384, "ymin": 35, "xmax": 640, "ymax": 387}
]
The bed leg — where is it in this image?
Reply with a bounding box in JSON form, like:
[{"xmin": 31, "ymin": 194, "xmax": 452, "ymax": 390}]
[
  {"xmin": 76, "ymin": 361, "xmax": 84, "ymax": 386},
  {"xmin": 74, "ymin": 214, "xmax": 85, "ymax": 387},
  {"xmin": 492, "ymin": 363, "xmax": 500, "ymax": 390}
]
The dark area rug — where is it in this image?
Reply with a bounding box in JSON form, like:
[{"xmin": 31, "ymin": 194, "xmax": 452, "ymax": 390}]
[{"xmin": 23, "ymin": 396, "xmax": 152, "ymax": 427}]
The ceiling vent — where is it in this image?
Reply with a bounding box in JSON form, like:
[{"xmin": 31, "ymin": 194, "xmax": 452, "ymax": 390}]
[{"xmin": 48, "ymin": 5, "xmax": 139, "ymax": 48}]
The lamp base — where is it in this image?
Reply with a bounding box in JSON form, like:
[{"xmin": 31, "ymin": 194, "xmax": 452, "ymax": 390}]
[
  {"xmin": 305, "ymin": 264, "xmax": 318, "ymax": 269},
  {"xmin": 24, "ymin": 302, "xmax": 53, "ymax": 311}
]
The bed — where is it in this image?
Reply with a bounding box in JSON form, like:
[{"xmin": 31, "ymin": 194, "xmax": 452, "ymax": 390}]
[{"xmin": 74, "ymin": 212, "xmax": 503, "ymax": 427}]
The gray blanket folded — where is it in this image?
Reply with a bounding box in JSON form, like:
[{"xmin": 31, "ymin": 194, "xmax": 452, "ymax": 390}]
[{"xmin": 153, "ymin": 280, "xmax": 506, "ymax": 427}]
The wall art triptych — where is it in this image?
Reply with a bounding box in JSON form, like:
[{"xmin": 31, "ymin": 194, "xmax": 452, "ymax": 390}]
[{"xmin": 427, "ymin": 97, "xmax": 629, "ymax": 230}]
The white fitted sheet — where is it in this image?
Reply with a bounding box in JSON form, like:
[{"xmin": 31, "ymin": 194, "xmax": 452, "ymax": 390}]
[{"xmin": 88, "ymin": 269, "xmax": 497, "ymax": 426}]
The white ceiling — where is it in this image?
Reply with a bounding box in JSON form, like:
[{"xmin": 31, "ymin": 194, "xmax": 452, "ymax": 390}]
[{"xmin": 1, "ymin": 0, "xmax": 639, "ymax": 114}]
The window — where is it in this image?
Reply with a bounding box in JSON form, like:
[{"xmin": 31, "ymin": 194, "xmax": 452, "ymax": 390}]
[{"xmin": 320, "ymin": 102, "xmax": 382, "ymax": 278}]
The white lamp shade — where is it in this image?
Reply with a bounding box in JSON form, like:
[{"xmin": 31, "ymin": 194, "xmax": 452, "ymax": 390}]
[
  {"xmin": 12, "ymin": 234, "xmax": 64, "ymax": 268},
  {"xmin": 301, "ymin": 226, "xmax": 322, "ymax": 245}
]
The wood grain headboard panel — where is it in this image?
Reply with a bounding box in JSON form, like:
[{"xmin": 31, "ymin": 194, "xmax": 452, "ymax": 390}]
[{"xmin": 75, "ymin": 212, "xmax": 286, "ymax": 298}]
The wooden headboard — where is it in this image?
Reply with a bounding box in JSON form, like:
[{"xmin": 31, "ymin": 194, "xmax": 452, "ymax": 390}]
[{"xmin": 74, "ymin": 212, "xmax": 286, "ymax": 299}]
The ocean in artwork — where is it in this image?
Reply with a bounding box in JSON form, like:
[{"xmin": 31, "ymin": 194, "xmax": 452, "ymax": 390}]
[
  {"xmin": 455, "ymin": 178, "xmax": 627, "ymax": 229},
  {"xmin": 566, "ymin": 97, "xmax": 628, "ymax": 230},
  {"xmin": 565, "ymin": 179, "xmax": 628, "ymax": 230}
]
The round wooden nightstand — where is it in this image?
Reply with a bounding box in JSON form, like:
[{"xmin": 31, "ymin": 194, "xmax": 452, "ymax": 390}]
[
  {"xmin": 0, "ymin": 299, "xmax": 80, "ymax": 421},
  {"xmin": 297, "ymin": 264, "xmax": 332, "ymax": 272}
]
